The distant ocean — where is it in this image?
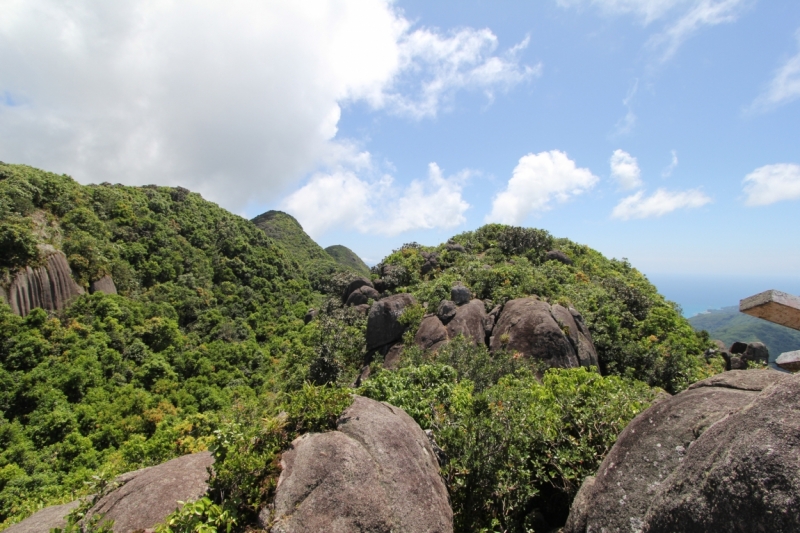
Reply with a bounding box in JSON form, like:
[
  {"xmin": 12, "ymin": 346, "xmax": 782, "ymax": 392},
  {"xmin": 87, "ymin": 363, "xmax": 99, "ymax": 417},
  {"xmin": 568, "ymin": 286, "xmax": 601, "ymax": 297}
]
[{"xmin": 644, "ymin": 274, "xmax": 800, "ymax": 319}]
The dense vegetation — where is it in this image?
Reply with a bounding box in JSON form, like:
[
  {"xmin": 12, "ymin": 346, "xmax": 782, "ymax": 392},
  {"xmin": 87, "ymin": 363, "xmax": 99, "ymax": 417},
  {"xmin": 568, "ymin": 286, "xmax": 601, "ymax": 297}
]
[
  {"xmin": 324, "ymin": 244, "xmax": 370, "ymax": 276},
  {"xmin": 689, "ymin": 305, "xmax": 800, "ymax": 358},
  {"xmin": 0, "ymin": 163, "xmax": 719, "ymax": 532}
]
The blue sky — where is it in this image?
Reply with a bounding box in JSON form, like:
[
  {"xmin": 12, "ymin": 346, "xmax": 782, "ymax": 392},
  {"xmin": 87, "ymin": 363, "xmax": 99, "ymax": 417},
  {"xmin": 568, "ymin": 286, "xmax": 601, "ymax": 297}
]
[{"xmin": 1, "ymin": 0, "xmax": 799, "ymax": 314}]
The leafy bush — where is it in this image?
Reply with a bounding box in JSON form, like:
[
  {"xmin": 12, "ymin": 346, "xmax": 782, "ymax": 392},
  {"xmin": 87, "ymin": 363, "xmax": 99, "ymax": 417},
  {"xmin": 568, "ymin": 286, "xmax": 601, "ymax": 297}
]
[{"xmin": 361, "ymin": 366, "xmax": 656, "ymax": 533}]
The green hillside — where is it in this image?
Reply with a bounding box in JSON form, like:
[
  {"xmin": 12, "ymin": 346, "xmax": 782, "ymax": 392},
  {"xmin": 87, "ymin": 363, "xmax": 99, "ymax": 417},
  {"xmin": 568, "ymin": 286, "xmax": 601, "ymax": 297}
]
[
  {"xmin": 250, "ymin": 210, "xmax": 363, "ymax": 290},
  {"xmin": 0, "ymin": 163, "xmax": 719, "ymax": 532},
  {"xmin": 325, "ymin": 244, "xmax": 370, "ymax": 275},
  {"xmin": 689, "ymin": 306, "xmax": 800, "ymax": 358}
]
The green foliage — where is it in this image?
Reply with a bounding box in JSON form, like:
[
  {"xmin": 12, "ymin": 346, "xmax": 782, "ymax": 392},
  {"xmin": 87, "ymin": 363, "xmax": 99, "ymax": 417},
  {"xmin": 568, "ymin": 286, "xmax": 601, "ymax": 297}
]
[
  {"xmin": 324, "ymin": 245, "xmax": 370, "ymax": 276},
  {"xmin": 361, "ymin": 365, "xmax": 657, "ymax": 532},
  {"xmin": 1, "ymin": 162, "xmax": 718, "ymax": 532},
  {"xmin": 155, "ymin": 497, "xmax": 236, "ymax": 533},
  {"xmin": 201, "ymin": 384, "xmax": 351, "ymax": 529},
  {"xmin": 374, "ymin": 227, "xmax": 715, "ymax": 394}
]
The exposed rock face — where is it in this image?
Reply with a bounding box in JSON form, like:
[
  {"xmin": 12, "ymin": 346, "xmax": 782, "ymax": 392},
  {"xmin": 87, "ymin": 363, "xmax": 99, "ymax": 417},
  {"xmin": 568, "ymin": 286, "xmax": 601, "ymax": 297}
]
[
  {"xmin": 342, "ymin": 277, "xmax": 373, "ymax": 304},
  {"xmin": 742, "ymin": 341, "xmax": 769, "ymax": 364},
  {"xmin": 564, "ymin": 370, "xmax": 792, "ymax": 533},
  {"xmin": 264, "ymin": 396, "xmax": 453, "ymax": 533},
  {"xmin": 6, "ymin": 452, "xmax": 213, "ymax": 533},
  {"xmin": 437, "ymin": 300, "xmax": 457, "ymax": 324},
  {"xmin": 489, "ymin": 298, "xmax": 580, "ymax": 368},
  {"xmin": 544, "ymin": 250, "xmax": 573, "ymax": 265},
  {"xmin": 366, "ymin": 293, "xmax": 417, "ymax": 350},
  {"xmin": 415, "ymin": 315, "xmax": 450, "ymax": 352},
  {"xmin": 730, "ymin": 341, "xmax": 748, "ymax": 354},
  {"xmin": 88, "ymin": 451, "xmax": 214, "ymax": 532},
  {"xmin": 450, "ymin": 284, "xmax": 471, "ymax": 305},
  {"xmin": 303, "ymin": 308, "xmax": 318, "ymax": 324},
  {"xmin": 89, "ymin": 274, "xmax": 117, "ymax": 295},
  {"xmin": 5, "ymin": 501, "xmax": 81, "ymax": 533},
  {"xmin": 3, "ymin": 249, "xmax": 84, "ymax": 316},
  {"xmin": 414, "ymin": 299, "xmax": 488, "ymax": 352},
  {"xmin": 420, "ymin": 252, "xmax": 439, "ymax": 275},
  {"xmin": 345, "ymin": 285, "xmax": 381, "ymax": 307},
  {"xmin": 445, "ymin": 299, "xmax": 488, "ymax": 346},
  {"xmin": 776, "ymin": 350, "xmax": 800, "ymax": 372},
  {"xmin": 642, "ymin": 372, "xmax": 800, "ymax": 532}
]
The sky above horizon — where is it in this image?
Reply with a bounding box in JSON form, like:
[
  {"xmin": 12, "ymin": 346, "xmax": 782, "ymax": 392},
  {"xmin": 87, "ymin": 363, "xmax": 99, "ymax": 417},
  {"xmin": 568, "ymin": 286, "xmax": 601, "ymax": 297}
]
[{"xmin": 2, "ymin": 0, "xmax": 799, "ymax": 309}]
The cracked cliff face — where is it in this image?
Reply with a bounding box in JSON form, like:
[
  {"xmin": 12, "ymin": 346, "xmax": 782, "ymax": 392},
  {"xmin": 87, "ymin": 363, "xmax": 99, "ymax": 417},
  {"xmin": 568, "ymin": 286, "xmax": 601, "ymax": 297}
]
[{"xmin": 1, "ymin": 245, "xmax": 84, "ymax": 316}]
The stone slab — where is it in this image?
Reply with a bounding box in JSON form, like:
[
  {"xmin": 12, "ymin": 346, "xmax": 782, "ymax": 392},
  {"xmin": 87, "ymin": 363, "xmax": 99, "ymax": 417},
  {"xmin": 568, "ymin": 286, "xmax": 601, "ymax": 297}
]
[
  {"xmin": 739, "ymin": 290, "xmax": 800, "ymax": 331},
  {"xmin": 776, "ymin": 350, "xmax": 800, "ymax": 372}
]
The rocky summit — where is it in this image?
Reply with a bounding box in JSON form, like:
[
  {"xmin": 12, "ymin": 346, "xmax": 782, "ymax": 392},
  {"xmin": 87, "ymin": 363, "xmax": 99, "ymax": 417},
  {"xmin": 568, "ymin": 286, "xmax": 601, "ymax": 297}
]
[{"xmin": 2, "ymin": 163, "xmax": 798, "ymax": 533}]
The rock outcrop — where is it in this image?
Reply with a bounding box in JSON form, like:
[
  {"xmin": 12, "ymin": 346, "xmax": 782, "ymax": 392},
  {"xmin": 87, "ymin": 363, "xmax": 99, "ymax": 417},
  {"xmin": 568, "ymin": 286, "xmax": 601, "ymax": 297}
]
[
  {"xmin": 544, "ymin": 250, "xmax": 573, "ymax": 265},
  {"xmin": 6, "ymin": 452, "xmax": 214, "ymax": 533},
  {"xmin": 564, "ymin": 369, "xmax": 794, "ymax": 533},
  {"xmin": 345, "ymin": 285, "xmax": 381, "ymax": 307},
  {"xmin": 263, "ymin": 396, "xmax": 453, "ymax": 533},
  {"xmin": 342, "ymin": 277, "xmax": 373, "ymax": 304},
  {"xmin": 89, "ymin": 274, "xmax": 118, "ymax": 295},
  {"xmin": 489, "ymin": 298, "xmax": 593, "ymax": 368},
  {"xmin": 2, "ymin": 247, "xmax": 84, "ymax": 316},
  {"xmin": 414, "ymin": 299, "xmax": 488, "ymax": 351},
  {"xmin": 365, "ymin": 293, "xmax": 417, "ymax": 350},
  {"xmin": 87, "ymin": 451, "xmax": 214, "ymax": 532},
  {"xmin": 4, "ymin": 501, "xmax": 81, "ymax": 533}
]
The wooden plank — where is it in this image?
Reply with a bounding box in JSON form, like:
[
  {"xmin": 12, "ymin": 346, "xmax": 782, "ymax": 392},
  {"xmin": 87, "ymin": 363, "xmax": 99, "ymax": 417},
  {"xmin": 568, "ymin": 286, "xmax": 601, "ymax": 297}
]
[{"xmin": 740, "ymin": 290, "xmax": 800, "ymax": 331}]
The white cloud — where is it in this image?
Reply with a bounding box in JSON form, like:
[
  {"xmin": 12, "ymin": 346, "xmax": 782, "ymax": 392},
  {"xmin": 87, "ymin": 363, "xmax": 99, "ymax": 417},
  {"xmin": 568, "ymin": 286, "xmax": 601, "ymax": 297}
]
[
  {"xmin": 558, "ymin": 0, "xmax": 748, "ymax": 60},
  {"xmin": 613, "ymin": 79, "xmax": 638, "ymax": 136},
  {"xmin": 0, "ymin": 1, "xmax": 532, "ymax": 212},
  {"xmin": 742, "ymin": 163, "xmax": 800, "ymax": 206},
  {"xmin": 486, "ymin": 150, "xmax": 599, "ymax": 224},
  {"xmin": 556, "ymin": 0, "xmax": 689, "ymax": 24},
  {"xmin": 651, "ymin": 0, "xmax": 748, "ymax": 61},
  {"xmin": 662, "ymin": 149, "xmax": 679, "ymax": 177},
  {"xmin": 610, "ymin": 149, "xmax": 643, "ymax": 189},
  {"xmin": 280, "ymin": 163, "xmax": 470, "ymax": 238},
  {"xmin": 611, "ymin": 188, "xmax": 711, "ymax": 219},
  {"xmin": 750, "ymin": 30, "xmax": 800, "ymax": 112},
  {"xmin": 385, "ymin": 31, "xmax": 540, "ymax": 119}
]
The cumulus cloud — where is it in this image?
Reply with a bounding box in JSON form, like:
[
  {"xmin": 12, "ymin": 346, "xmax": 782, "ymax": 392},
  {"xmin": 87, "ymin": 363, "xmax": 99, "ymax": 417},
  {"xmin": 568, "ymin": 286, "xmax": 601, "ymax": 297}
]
[
  {"xmin": 280, "ymin": 163, "xmax": 469, "ymax": 238},
  {"xmin": 742, "ymin": 163, "xmax": 800, "ymax": 206},
  {"xmin": 750, "ymin": 30, "xmax": 800, "ymax": 112},
  {"xmin": 558, "ymin": 0, "xmax": 748, "ymax": 60},
  {"xmin": 0, "ymin": 1, "xmax": 533, "ymax": 212},
  {"xmin": 610, "ymin": 149, "xmax": 643, "ymax": 189},
  {"xmin": 486, "ymin": 151, "xmax": 599, "ymax": 224},
  {"xmin": 611, "ymin": 188, "xmax": 711, "ymax": 219}
]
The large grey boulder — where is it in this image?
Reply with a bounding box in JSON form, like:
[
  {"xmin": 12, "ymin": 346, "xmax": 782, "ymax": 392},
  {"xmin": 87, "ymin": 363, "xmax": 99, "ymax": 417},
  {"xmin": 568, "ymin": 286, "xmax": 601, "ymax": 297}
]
[
  {"xmin": 342, "ymin": 277, "xmax": 373, "ymax": 304},
  {"xmin": 263, "ymin": 396, "xmax": 453, "ymax": 533},
  {"xmin": 414, "ymin": 299, "xmax": 488, "ymax": 352},
  {"xmin": 4, "ymin": 247, "xmax": 84, "ymax": 316},
  {"xmin": 415, "ymin": 315, "xmax": 450, "ymax": 352},
  {"xmin": 88, "ymin": 451, "xmax": 214, "ymax": 532},
  {"xmin": 445, "ymin": 299, "xmax": 488, "ymax": 346},
  {"xmin": 366, "ymin": 293, "xmax": 417, "ymax": 350},
  {"xmin": 489, "ymin": 298, "xmax": 581, "ymax": 368},
  {"xmin": 5, "ymin": 452, "xmax": 213, "ymax": 533},
  {"xmin": 345, "ymin": 285, "xmax": 381, "ymax": 307},
  {"xmin": 639, "ymin": 372, "xmax": 800, "ymax": 532},
  {"xmin": 4, "ymin": 501, "xmax": 81, "ymax": 533},
  {"xmin": 564, "ymin": 370, "xmax": 791, "ymax": 533},
  {"xmin": 450, "ymin": 284, "xmax": 471, "ymax": 305}
]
